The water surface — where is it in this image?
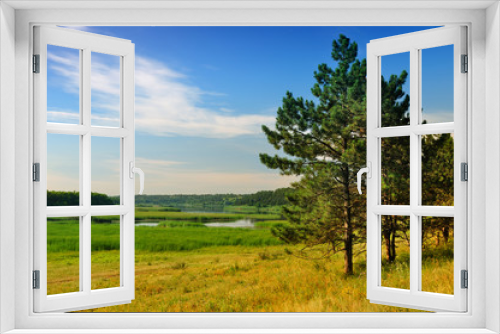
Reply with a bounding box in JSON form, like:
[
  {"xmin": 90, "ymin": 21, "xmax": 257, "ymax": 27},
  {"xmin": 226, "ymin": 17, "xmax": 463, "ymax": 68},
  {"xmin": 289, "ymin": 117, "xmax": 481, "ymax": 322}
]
[{"xmin": 204, "ymin": 219, "xmax": 255, "ymax": 229}]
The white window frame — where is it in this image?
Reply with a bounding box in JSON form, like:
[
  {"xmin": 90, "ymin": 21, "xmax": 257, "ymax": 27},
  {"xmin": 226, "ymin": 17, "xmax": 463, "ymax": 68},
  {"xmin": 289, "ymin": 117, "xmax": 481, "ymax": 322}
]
[
  {"xmin": 33, "ymin": 26, "xmax": 136, "ymax": 313},
  {"xmin": 1, "ymin": 1, "xmax": 499, "ymax": 333},
  {"xmin": 366, "ymin": 26, "xmax": 467, "ymax": 312}
]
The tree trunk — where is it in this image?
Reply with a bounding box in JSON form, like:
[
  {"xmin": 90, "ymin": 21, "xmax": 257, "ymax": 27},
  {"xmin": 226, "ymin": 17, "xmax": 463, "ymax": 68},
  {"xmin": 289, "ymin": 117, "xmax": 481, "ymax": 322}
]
[
  {"xmin": 384, "ymin": 217, "xmax": 397, "ymax": 263},
  {"xmin": 390, "ymin": 228, "xmax": 396, "ymax": 262},
  {"xmin": 442, "ymin": 226, "xmax": 449, "ymax": 243},
  {"xmin": 342, "ymin": 162, "xmax": 353, "ymax": 275},
  {"xmin": 383, "ymin": 230, "xmax": 392, "ymax": 262}
]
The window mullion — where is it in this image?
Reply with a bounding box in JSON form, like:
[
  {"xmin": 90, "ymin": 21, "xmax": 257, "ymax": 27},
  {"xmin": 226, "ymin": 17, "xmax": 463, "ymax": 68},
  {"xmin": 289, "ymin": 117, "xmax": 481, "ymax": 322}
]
[
  {"xmin": 409, "ymin": 47, "xmax": 420, "ymax": 294},
  {"xmin": 82, "ymin": 47, "xmax": 92, "ymax": 294},
  {"xmin": 82, "ymin": 47, "xmax": 91, "ymax": 202}
]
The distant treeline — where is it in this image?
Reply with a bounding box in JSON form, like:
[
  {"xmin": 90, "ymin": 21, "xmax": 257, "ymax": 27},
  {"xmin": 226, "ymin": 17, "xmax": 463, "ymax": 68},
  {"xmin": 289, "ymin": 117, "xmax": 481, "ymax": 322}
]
[
  {"xmin": 233, "ymin": 188, "xmax": 294, "ymax": 207},
  {"xmin": 47, "ymin": 191, "xmax": 118, "ymax": 206},
  {"xmin": 134, "ymin": 188, "xmax": 293, "ymax": 208},
  {"xmin": 135, "ymin": 194, "xmax": 231, "ymax": 208},
  {"xmin": 47, "ymin": 188, "xmax": 293, "ymax": 208}
]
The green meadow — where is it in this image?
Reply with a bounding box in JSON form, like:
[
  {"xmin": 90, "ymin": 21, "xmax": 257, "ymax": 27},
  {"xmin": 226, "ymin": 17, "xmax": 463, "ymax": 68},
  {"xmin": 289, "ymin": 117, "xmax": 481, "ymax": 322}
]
[{"xmin": 46, "ymin": 207, "xmax": 454, "ymax": 312}]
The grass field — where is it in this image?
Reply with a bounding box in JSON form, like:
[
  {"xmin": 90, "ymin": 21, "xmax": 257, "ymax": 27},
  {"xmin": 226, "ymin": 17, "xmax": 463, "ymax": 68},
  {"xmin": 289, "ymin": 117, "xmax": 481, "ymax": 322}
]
[{"xmin": 46, "ymin": 207, "xmax": 454, "ymax": 312}]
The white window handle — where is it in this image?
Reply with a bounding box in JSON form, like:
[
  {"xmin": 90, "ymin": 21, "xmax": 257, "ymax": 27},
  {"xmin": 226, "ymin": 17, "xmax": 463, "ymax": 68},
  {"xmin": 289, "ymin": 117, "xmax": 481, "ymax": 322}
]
[
  {"xmin": 129, "ymin": 161, "xmax": 145, "ymax": 195},
  {"xmin": 357, "ymin": 162, "xmax": 371, "ymax": 195}
]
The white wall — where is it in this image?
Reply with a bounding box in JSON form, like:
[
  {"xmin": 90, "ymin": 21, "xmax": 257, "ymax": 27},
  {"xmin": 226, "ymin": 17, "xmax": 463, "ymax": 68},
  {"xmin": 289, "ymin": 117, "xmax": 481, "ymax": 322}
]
[
  {"xmin": 486, "ymin": 2, "xmax": 500, "ymax": 333},
  {"xmin": 5, "ymin": 5, "xmax": 493, "ymax": 332},
  {"xmin": 0, "ymin": 2, "xmax": 16, "ymax": 333}
]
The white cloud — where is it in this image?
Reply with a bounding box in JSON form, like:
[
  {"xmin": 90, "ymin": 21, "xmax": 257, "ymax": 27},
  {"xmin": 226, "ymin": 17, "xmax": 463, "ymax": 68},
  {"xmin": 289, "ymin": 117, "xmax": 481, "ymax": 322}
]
[
  {"xmin": 47, "ymin": 110, "xmax": 79, "ymax": 122},
  {"xmin": 47, "ymin": 52, "xmax": 80, "ymax": 95},
  {"xmin": 91, "ymin": 60, "xmax": 121, "ymax": 96},
  {"xmin": 47, "ymin": 109, "xmax": 119, "ymax": 125},
  {"xmin": 134, "ymin": 57, "xmax": 274, "ymax": 138},
  {"xmin": 47, "ymin": 50, "xmax": 274, "ymax": 137}
]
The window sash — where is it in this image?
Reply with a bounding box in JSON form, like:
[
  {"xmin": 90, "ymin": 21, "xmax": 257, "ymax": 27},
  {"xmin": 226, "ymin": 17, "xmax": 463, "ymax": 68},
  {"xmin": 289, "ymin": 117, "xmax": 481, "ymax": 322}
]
[
  {"xmin": 366, "ymin": 26, "xmax": 467, "ymax": 312},
  {"xmin": 33, "ymin": 25, "xmax": 136, "ymax": 313}
]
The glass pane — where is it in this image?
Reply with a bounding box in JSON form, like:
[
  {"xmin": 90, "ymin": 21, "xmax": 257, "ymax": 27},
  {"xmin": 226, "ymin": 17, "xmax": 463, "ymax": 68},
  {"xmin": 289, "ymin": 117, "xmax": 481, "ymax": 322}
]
[
  {"xmin": 47, "ymin": 133, "xmax": 80, "ymax": 206},
  {"xmin": 381, "ymin": 52, "xmax": 410, "ymax": 127},
  {"xmin": 421, "ymin": 217, "xmax": 454, "ymax": 294},
  {"xmin": 381, "ymin": 136, "xmax": 410, "ymax": 205},
  {"xmin": 422, "ymin": 134, "xmax": 454, "ymax": 206},
  {"xmin": 91, "ymin": 137, "xmax": 120, "ymax": 205},
  {"xmin": 47, "ymin": 45, "xmax": 81, "ymax": 124},
  {"xmin": 381, "ymin": 215, "xmax": 410, "ymax": 290},
  {"xmin": 91, "ymin": 52, "xmax": 121, "ymax": 127},
  {"xmin": 91, "ymin": 215, "xmax": 121, "ymax": 290},
  {"xmin": 47, "ymin": 216, "xmax": 80, "ymax": 295},
  {"xmin": 421, "ymin": 45, "xmax": 454, "ymax": 124}
]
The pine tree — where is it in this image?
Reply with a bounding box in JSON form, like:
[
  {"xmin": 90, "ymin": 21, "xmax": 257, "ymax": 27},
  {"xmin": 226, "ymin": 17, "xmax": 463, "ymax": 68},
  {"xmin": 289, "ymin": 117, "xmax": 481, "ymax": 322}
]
[
  {"xmin": 421, "ymin": 133, "xmax": 454, "ymax": 248},
  {"xmin": 260, "ymin": 35, "xmax": 367, "ymax": 275},
  {"xmin": 380, "ymin": 71, "xmax": 410, "ymax": 263},
  {"xmin": 260, "ymin": 34, "xmax": 412, "ymax": 274}
]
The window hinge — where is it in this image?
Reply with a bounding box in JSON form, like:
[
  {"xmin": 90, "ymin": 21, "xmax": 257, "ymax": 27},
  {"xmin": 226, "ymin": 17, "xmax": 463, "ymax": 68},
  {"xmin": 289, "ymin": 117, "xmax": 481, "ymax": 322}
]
[
  {"xmin": 32, "ymin": 270, "xmax": 40, "ymax": 289},
  {"xmin": 461, "ymin": 270, "xmax": 468, "ymax": 289},
  {"xmin": 33, "ymin": 54, "xmax": 40, "ymax": 73},
  {"xmin": 461, "ymin": 162, "xmax": 468, "ymax": 182},
  {"xmin": 461, "ymin": 54, "xmax": 468, "ymax": 73},
  {"xmin": 33, "ymin": 163, "xmax": 40, "ymax": 182}
]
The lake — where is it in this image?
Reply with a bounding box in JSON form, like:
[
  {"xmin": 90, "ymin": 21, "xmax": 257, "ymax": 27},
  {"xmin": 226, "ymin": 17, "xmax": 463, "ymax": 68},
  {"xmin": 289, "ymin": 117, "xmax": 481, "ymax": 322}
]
[
  {"xmin": 135, "ymin": 221, "xmax": 161, "ymax": 227},
  {"xmin": 204, "ymin": 219, "xmax": 256, "ymax": 228},
  {"xmin": 135, "ymin": 218, "xmax": 257, "ymax": 228}
]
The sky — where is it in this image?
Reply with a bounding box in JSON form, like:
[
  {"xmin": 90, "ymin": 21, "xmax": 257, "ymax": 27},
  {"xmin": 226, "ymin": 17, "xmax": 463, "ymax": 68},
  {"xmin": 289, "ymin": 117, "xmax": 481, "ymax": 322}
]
[{"xmin": 46, "ymin": 26, "xmax": 453, "ymax": 196}]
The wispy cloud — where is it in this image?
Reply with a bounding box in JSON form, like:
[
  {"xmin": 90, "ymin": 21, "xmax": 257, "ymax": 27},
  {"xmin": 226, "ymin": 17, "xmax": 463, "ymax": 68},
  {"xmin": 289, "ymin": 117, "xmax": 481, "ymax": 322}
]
[
  {"xmin": 134, "ymin": 57, "xmax": 274, "ymax": 138},
  {"xmin": 47, "ymin": 52, "xmax": 80, "ymax": 95},
  {"xmin": 47, "ymin": 50, "xmax": 274, "ymax": 138},
  {"xmin": 47, "ymin": 110, "xmax": 79, "ymax": 122}
]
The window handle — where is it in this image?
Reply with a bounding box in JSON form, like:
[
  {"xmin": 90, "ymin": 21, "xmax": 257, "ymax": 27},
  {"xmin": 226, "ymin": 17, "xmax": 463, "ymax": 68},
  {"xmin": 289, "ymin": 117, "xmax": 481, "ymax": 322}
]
[
  {"xmin": 129, "ymin": 161, "xmax": 145, "ymax": 195},
  {"xmin": 357, "ymin": 162, "xmax": 371, "ymax": 195}
]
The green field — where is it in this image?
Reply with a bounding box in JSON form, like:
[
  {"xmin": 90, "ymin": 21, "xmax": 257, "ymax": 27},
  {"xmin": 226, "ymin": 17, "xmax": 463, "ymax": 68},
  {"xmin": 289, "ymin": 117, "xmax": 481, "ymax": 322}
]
[{"xmin": 46, "ymin": 207, "xmax": 454, "ymax": 312}]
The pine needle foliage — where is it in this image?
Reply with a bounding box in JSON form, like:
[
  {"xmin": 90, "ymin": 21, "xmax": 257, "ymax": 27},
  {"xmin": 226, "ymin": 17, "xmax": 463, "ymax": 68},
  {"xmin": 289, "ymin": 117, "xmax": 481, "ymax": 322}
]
[{"xmin": 260, "ymin": 34, "xmax": 412, "ymax": 275}]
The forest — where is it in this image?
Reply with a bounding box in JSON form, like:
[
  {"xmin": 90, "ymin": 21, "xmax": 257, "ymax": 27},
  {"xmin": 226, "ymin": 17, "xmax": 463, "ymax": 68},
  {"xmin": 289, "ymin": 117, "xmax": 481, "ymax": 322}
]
[
  {"xmin": 47, "ymin": 191, "xmax": 117, "ymax": 206},
  {"xmin": 259, "ymin": 34, "xmax": 454, "ymax": 275},
  {"xmin": 47, "ymin": 188, "xmax": 293, "ymax": 208}
]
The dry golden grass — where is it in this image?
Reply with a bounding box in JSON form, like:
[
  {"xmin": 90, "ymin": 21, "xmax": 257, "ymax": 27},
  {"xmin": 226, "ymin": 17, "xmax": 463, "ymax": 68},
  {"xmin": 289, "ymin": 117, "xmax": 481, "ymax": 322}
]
[
  {"xmin": 46, "ymin": 245, "xmax": 452, "ymax": 313},
  {"xmin": 46, "ymin": 218, "xmax": 453, "ymax": 312},
  {"xmin": 47, "ymin": 250, "xmax": 121, "ymax": 294},
  {"xmin": 47, "ymin": 251, "xmax": 79, "ymax": 295}
]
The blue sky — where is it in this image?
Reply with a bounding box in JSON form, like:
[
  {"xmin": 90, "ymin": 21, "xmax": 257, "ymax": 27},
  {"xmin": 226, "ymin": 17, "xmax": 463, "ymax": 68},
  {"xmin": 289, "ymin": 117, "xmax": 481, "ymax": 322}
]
[{"xmin": 46, "ymin": 26, "xmax": 453, "ymax": 195}]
